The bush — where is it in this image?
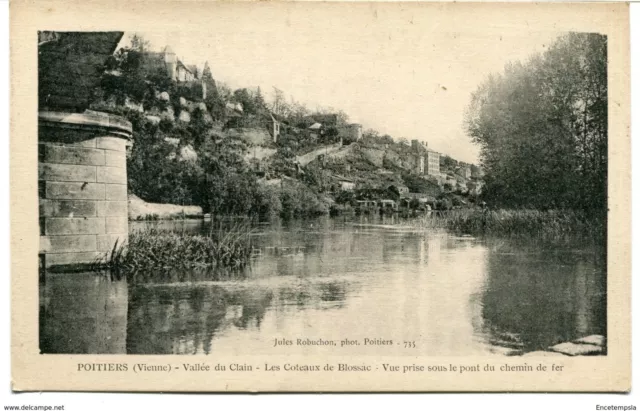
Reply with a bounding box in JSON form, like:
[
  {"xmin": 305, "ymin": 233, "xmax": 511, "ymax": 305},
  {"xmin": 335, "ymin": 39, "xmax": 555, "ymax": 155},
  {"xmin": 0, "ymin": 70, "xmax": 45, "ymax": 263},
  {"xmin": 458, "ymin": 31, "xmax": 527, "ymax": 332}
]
[
  {"xmin": 280, "ymin": 184, "xmax": 328, "ymax": 219},
  {"xmin": 103, "ymin": 224, "xmax": 254, "ymax": 279},
  {"xmin": 253, "ymin": 185, "xmax": 282, "ymax": 220}
]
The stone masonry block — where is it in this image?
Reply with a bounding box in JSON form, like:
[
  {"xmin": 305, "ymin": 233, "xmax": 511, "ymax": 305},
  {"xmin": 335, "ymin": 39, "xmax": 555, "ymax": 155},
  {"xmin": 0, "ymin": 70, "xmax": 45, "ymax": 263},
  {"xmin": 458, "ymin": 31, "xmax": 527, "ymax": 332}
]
[
  {"xmin": 46, "ymin": 181, "xmax": 105, "ymax": 200},
  {"xmin": 40, "ymin": 199, "xmax": 97, "ymax": 218},
  {"xmin": 37, "ymin": 131, "xmax": 97, "ymax": 147},
  {"xmin": 96, "ymin": 166, "xmax": 127, "ymax": 184},
  {"xmin": 39, "ymin": 163, "xmax": 96, "ymax": 182},
  {"xmin": 95, "ymin": 201, "xmax": 128, "ymax": 217},
  {"xmin": 41, "ymin": 144, "xmax": 105, "ymax": 166},
  {"xmin": 105, "ymin": 184, "xmax": 127, "ymax": 201},
  {"xmin": 105, "ymin": 217, "xmax": 128, "ymax": 234},
  {"xmin": 45, "ymin": 218, "xmax": 105, "ymax": 235},
  {"xmin": 105, "ymin": 151, "xmax": 126, "ymax": 167},
  {"xmin": 39, "ymin": 236, "xmax": 51, "ymax": 253},
  {"xmin": 44, "ymin": 252, "xmax": 103, "ymax": 268},
  {"xmin": 97, "ymin": 234, "xmax": 127, "ymax": 252},
  {"xmin": 40, "ymin": 235, "xmax": 97, "ymax": 253},
  {"xmin": 96, "ymin": 137, "xmax": 127, "ymax": 152}
]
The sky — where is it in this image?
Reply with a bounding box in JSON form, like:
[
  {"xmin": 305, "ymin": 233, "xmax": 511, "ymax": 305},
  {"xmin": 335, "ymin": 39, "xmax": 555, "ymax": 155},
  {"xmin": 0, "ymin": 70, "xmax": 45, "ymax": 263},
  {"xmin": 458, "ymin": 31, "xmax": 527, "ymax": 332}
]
[{"xmin": 118, "ymin": 5, "xmax": 564, "ymax": 164}]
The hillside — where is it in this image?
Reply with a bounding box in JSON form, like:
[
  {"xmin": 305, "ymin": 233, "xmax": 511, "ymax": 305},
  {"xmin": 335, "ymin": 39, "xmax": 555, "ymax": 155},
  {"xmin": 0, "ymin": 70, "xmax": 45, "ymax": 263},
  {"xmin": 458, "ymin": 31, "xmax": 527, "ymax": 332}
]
[{"xmin": 89, "ymin": 37, "xmax": 483, "ymax": 219}]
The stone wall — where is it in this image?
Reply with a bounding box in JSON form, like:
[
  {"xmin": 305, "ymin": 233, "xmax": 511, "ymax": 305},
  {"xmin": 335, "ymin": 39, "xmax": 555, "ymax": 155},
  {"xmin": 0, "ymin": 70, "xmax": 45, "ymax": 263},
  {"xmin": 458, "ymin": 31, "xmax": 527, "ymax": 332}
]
[
  {"xmin": 38, "ymin": 111, "xmax": 132, "ymax": 270},
  {"xmin": 296, "ymin": 142, "xmax": 344, "ymax": 166}
]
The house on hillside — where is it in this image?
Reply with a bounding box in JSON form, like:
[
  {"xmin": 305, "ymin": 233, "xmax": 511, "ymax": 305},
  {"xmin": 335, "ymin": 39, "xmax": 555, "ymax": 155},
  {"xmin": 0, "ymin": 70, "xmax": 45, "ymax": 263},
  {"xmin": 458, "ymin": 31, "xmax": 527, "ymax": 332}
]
[
  {"xmin": 267, "ymin": 113, "xmax": 281, "ymax": 143},
  {"xmin": 141, "ymin": 45, "xmax": 208, "ymax": 99},
  {"xmin": 308, "ymin": 122, "xmax": 323, "ymax": 139},
  {"xmin": 142, "ymin": 46, "xmax": 199, "ymax": 82},
  {"xmin": 389, "ymin": 184, "xmax": 409, "ymax": 195},
  {"xmin": 401, "ymin": 192, "xmax": 437, "ymax": 209},
  {"xmin": 175, "ymin": 60, "xmax": 197, "ymax": 82},
  {"xmin": 335, "ymin": 175, "xmax": 356, "ymax": 191}
]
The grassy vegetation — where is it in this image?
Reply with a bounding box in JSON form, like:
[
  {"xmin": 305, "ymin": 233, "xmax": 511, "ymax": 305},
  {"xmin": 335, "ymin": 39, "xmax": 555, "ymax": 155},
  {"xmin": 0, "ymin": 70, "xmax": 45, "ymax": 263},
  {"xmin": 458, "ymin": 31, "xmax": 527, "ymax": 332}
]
[
  {"xmin": 101, "ymin": 221, "xmax": 255, "ymax": 279},
  {"xmin": 410, "ymin": 209, "xmax": 605, "ymax": 240}
]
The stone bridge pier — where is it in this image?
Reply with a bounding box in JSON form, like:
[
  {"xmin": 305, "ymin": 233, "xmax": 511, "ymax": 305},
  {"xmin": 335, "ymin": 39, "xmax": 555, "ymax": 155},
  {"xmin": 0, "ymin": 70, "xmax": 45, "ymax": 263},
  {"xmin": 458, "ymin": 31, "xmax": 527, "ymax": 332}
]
[
  {"xmin": 38, "ymin": 32, "xmax": 132, "ymax": 270},
  {"xmin": 39, "ymin": 111, "xmax": 132, "ymax": 269}
]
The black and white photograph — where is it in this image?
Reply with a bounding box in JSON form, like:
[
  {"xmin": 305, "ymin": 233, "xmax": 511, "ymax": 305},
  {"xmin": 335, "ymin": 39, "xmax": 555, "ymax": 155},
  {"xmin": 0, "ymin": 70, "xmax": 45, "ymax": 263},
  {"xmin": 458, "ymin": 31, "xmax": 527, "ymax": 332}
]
[
  {"xmin": 37, "ymin": 24, "xmax": 608, "ymax": 358},
  {"xmin": 12, "ymin": 0, "xmax": 630, "ymax": 394}
]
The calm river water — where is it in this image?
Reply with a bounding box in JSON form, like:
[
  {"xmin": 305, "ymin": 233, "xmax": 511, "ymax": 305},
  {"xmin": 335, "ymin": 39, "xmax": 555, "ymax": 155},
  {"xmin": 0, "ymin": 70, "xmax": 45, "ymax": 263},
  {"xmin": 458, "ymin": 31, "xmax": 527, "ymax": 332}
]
[{"xmin": 39, "ymin": 215, "xmax": 606, "ymax": 356}]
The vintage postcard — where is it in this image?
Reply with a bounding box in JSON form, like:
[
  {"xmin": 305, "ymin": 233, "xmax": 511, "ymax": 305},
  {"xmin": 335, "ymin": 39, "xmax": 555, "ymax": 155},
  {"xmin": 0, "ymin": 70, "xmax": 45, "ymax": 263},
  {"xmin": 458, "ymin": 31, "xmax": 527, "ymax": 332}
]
[{"xmin": 10, "ymin": 1, "xmax": 630, "ymax": 392}]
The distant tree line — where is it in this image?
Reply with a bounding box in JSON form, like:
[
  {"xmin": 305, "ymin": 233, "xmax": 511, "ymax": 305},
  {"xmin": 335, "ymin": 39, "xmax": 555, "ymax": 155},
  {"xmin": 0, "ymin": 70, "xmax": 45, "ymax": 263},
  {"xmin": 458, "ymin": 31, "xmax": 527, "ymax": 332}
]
[{"xmin": 465, "ymin": 32, "xmax": 607, "ymax": 215}]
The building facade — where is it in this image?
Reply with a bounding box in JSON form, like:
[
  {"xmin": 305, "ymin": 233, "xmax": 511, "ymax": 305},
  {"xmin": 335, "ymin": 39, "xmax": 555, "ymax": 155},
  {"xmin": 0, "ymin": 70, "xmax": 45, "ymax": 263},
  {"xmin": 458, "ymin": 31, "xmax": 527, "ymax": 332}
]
[
  {"xmin": 417, "ymin": 155, "xmax": 425, "ymax": 174},
  {"xmin": 426, "ymin": 150, "xmax": 441, "ymax": 177}
]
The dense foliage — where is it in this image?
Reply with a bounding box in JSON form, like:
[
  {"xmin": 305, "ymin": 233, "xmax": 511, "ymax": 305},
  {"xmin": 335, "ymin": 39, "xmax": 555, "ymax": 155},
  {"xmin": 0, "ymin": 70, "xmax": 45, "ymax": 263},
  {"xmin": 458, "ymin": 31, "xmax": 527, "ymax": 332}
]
[
  {"xmin": 465, "ymin": 33, "xmax": 607, "ymax": 215},
  {"xmin": 98, "ymin": 37, "xmax": 334, "ymax": 220}
]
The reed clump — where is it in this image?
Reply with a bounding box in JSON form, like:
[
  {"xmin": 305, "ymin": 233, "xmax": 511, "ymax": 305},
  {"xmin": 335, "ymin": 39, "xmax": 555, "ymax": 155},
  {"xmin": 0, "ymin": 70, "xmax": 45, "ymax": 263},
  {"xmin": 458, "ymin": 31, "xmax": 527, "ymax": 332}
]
[
  {"xmin": 103, "ymin": 221, "xmax": 254, "ymax": 275},
  {"xmin": 411, "ymin": 209, "xmax": 604, "ymax": 240}
]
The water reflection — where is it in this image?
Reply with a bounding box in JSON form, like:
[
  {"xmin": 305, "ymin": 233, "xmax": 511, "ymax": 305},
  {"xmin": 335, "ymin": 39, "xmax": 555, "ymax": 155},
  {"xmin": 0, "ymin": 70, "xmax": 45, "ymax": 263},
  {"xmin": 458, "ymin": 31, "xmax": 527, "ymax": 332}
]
[
  {"xmin": 39, "ymin": 273, "xmax": 128, "ymax": 354},
  {"xmin": 478, "ymin": 240, "xmax": 606, "ymax": 354},
  {"xmin": 40, "ymin": 216, "xmax": 606, "ymax": 356}
]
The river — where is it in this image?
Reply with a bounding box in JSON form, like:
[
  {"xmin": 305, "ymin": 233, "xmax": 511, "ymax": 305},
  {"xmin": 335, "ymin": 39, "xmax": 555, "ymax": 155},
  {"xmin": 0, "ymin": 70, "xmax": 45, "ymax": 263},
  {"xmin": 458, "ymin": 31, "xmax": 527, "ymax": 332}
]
[{"xmin": 39, "ymin": 215, "xmax": 606, "ymax": 356}]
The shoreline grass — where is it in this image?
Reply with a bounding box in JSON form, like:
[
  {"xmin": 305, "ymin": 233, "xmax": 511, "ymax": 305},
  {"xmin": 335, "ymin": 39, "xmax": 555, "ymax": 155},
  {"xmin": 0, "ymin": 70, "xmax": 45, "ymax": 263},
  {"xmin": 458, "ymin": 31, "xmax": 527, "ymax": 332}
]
[
  {"xmin": 408, "ymin": 208, "xmax": 605, "ymax": 241},
  {"xmin": 100, "ymin": 221, "xmax": 254, "ymax": 279}
]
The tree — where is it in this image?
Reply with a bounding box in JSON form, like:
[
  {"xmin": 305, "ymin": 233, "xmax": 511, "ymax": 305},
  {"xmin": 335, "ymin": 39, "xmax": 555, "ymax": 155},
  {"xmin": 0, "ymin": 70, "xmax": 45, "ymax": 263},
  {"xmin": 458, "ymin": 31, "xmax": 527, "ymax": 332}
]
[
  {"xmin": 402, "ymin": 173, "xmax": 440, "ymax": 195},
  {"xmin": 198, "ymin": 136, "xmax": 253, "ymax": 215},
  {"xmin": 465, "ymin": 33, "xmax": 607, "ymax": 214},
  {"xmin": 271, "ymin": 87, "xmax": 292, "ymax": 117},
  {"xmin": 363, "ymin": 129, "xmax": 380, "ymax": 140},
  {"xmin": 440, "ymin": 155, "xmax": 458, "ymax": 172},
  {"xmin": 126, "ymin": 113, "xmax": 204, "ymax": 206},
  {"xmin": 129, "ymin": 33, "xmax": 151, "ymax": 53},
  {"xmin": 101, "ymin": 35, "xmax": 150, "ymax": 105},
  {"xmin": 233, "ymin": 88, "xmax": 255, "ymax": 114}
]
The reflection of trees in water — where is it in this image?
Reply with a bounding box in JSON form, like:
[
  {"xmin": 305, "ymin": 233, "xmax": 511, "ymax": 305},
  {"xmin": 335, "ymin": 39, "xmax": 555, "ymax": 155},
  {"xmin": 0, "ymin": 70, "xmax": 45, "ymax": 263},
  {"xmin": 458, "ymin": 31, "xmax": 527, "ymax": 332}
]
[
  {"xmin": 126, "ymin": 285, "xmax": 274, "ymax": 354},
  {"xmin": 126, "ymin": 285, "xmax": 227, "ymax": 355},
  {"xmin": 129, "ymin": 266, "xmax": 250, "ymax": 284},
  {"xmin": 479, "ymin": 240, "xmax": 606, "ymax": 353},
  {"xmin": 226, "ymin": 289, "xmax": 273, "ymax": 329},
  {"xmin": 126, "ymin": 279, "xmax": 349, "ymax": 354}
]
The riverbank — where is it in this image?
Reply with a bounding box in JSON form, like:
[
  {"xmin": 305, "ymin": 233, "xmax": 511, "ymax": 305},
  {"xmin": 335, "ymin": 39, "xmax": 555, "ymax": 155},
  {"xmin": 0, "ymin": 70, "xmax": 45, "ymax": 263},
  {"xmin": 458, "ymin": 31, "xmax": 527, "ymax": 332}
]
[
  {"xmin": 409, "ymin": 208, "xmax": 605, "ymax": 240},
  {"xmin": 128, "ymin": 194, "xmax": 203, "ymax": 221}
]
